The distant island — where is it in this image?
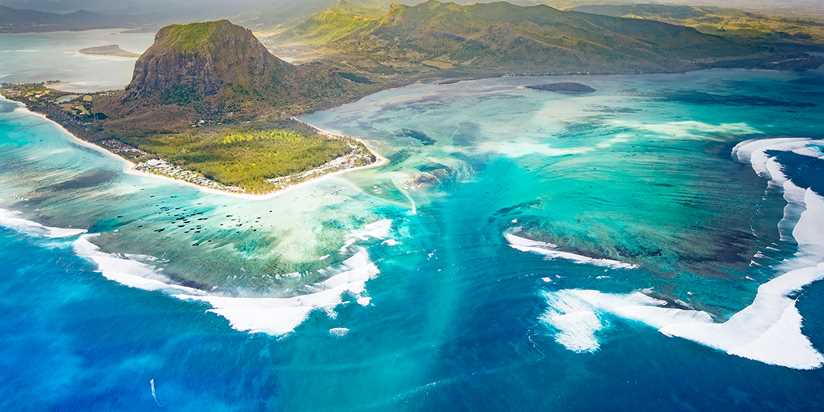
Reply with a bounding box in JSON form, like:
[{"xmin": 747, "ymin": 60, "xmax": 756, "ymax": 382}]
[
  {"xmin": 2, "ymin": 1, "xmax": 823, "ymax": 196},
  {"xmin": 79, "ymin": 45, "xmax": 141, "ymax": 58},
  {"xmin": 526, "ymin": 83, "xmax": 597, "ymax": 94},
  {"xmin": 0, "ymin": 5, "xmax": 139, "ymax": 33}
]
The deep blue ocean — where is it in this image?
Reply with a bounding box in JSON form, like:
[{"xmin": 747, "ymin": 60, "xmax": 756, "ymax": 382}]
[{"xmin": 1, "ymin": 32, "xmax": 824, "ymax": 411}]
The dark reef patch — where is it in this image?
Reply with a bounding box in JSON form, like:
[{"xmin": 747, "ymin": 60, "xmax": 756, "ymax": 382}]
[
  {"xmin": 526, "ymin": 82, "xmax": 596, "ymax": 94},
  {"xmin": 38, "ymin": 169, "xmax": 118, "ymax": 192},
  {"xmin": 493, "ymin": 199, "xmax": 544, "ymax": 217},
  {"xmin": 398, "ymin": 129, "xmax": 436, "ymax": 145},
  {"xmin": 666, "ymin": 91, "xmax": 816, "ymax": 108},
  {"xmin": 450, "ymin": 122, "xmax": 481, "ymax": 146}
]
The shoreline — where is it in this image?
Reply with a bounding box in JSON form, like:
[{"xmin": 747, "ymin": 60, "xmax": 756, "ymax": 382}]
[
  {"xmin": 1, "ymin": 93, "xmax": 389, "ymax": 201},
  {"xmin": 3, "ymin": 64, "xmax": 814, "ymax": 201},
  {"xmin": 291, "ymin": 116, "xmax": 390, "ymax": 168}
]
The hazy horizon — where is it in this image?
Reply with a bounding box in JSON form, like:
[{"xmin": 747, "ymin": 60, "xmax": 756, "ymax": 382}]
[{"xmin": 2, "ymin": 0, "xmax": 822, "ymax": 16}]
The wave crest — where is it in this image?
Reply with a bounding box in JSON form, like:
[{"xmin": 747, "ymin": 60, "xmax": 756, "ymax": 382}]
[
  {"xmin": 505, "ymin": 231, "xmax": 638, "ymax": 270},
  {"xmin": 542, "ymin": 138, "xmax": 824, "ymax": 370}
]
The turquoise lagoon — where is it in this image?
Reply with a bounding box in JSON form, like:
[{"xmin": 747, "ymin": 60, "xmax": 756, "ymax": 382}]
[{"xmin": 1, "ymin": 33, "xmax": 824, "ymax": 410}]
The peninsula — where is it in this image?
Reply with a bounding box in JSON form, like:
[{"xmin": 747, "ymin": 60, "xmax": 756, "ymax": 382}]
[
  {"xmin": 3, "ymin": 1, "xmax": 822, "ymax": 196},
  {"xmin": 2, "ymin": 20, "xmax": 383, "ymax": 195},
  {"xmin": 79, "ymin": 44, "xmax": 141, "ymax": 58}
]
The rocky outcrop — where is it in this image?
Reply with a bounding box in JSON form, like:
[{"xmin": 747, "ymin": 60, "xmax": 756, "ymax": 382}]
[
  {"xmin": 124, "ymin": 21, "xmax": 291, "ymax": 110},
  {"xmin": 122, "ymin": 20, "xmax": 351, "ymax": 118}
]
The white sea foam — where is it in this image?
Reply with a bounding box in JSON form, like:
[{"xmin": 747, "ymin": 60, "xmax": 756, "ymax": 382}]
[
  {"xmin": 542, "ymin": 291, "xmax": 604, "ymax": 352},
  {"xmin": 505, "ymin": 231, "xmax": 638, "ymax": 270},
  {"xmin": 73, "ymin": 235, "xmax": 380, "ymax": 336},
  {"xmin": 474, "ymin": 133, "xmax": 630, "ymax": 158},
  {"xmin": 792, "ymin": 145, "xmax": 824, "ymax": 161},
  {"xmin": 612, "ymin": 120, "xmax": 758, "ymax": 141},
  {"xmin": 543, "ymin": 138, "xmax": 824, "ymax": 369},
  {"xmin": 71, "ymin": 220, "xmax": 386, "ymax": 336},
  {"xmin": 734, "ymin": 138, "xmax": 824, "ymax": 249},
  {"xmin": 329, "ymin": 327, "xmax": 350, "ymax": 337},
  {"xmin": 732, "ymin": 138, "xmax": 810, "ymax": 183},
  {"xmin": 0, "ymin": 208, "xmax": 86, "ymax": 238},
  {"xmin": 544, "ymin": 260, "xmax": 824, "ymax": 369},
  {"xmin": 73, "ymin": 235, "xmax": 201, "ymax": 294},
  {"xmin": 795, "ymin": 188, "xmax": 824, "ymax": 255},
  {"xmin": 340, "ymin": 219, "xmax": 393, "ymax": 251},
  {"xmin": 176, "ymin": 248, "xmax": 379, "ymax": 335}
]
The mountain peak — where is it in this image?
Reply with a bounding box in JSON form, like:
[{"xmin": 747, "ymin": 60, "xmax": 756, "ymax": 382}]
[
  {"xmin": 153, "ymin": 20, "xmax": 241, "ymax": 53},
  {"xmin": 120, "ymin": 20, "xmax": 361, "ymax": 120},
  {"xmin": 124, "ymin": 20, "xmax": 295, "ymax": 115}
]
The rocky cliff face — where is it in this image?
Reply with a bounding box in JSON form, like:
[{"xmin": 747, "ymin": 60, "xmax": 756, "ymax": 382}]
[
  {"xmin": 125, "ymin": 20, "xmax": 295, "ymax": 107},
  {"xmin": 123, "ymin": 20, "xmax": 350, "ymax": 118}
]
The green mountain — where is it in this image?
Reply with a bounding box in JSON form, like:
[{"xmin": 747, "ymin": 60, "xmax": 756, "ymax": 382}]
[
  {"xmin": 285, "ymin": 1, "xmax": 386, "ymax": 45},
  {"xmin": 281, "ymin": 0, "xmax": 769, "ymax": 78},
  {"xmin": 121, "ymin": 20, "xmax": 363, "ymax": 119},
  {"xmin": 572, "ymin": 3, "xmax": 824, "ymax": 45},
  {"xmin": 36, "ymin": 19, "xmax": 383, "ymax": 193}
]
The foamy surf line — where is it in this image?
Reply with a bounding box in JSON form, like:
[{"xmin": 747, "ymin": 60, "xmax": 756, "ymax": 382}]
[
  {"xmin": 0, "ymin": 207, "xmax": 391, "ymax": 336},
  {"xmin": 543, "ymin": 262, "xmax": 824, "ymax": 370},
  {"xmin": 73, "ymin": 234, "xmax": 202, "ymax": 294},
  {"xmin": 175, "ymin": 248, "xmax": 379, "ymax": 335},
  {"xmin": 505, "ymin": 231, "xmax": 638, "ymax": 270},
  {"xmin": 734, "ymin": 138, "xmax": 824, "ymax": 256},
  {"xmin": 0, "ymin": 208, "xmax": 86, "ymax": 238},
  {"xmin": 341, "ymin": 219, "xmax": 394, "ymax": 251},
  {"xmin": 72, "ymin": 220, "xmax": 392, "ymax": 336},
  {"xmin": 542, "ymin": 138, "xmax": 824, "ymax": 370}
]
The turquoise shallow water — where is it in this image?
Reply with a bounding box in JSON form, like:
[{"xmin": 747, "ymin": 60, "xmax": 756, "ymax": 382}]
[{"xmin": 1, "ymin": 34, "xmax": 824, "ymax": 410}]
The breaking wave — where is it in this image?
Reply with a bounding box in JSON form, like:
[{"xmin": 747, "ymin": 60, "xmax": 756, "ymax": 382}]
[
  {"xmin": 0, "ymin": 213, "xmax": 392, "ymax": 337},
  {"xmin": 505, "ymin": 231, "xmax": 638, "ymax": 270},
  {"xmin": 175, "ymin": 247, "xmax": 380, "ymax": 335},
  {"xmin": 541, "ymin": 138, "xmax": 824, "ymax": 370},
  {"xmin": 0, "ymin": 208, "xmax": 86, "ymax": 238}
]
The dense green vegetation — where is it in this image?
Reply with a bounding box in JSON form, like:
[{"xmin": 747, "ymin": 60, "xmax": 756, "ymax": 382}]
[
  {"xmin": 66, "ymin": 19, "xmax": 386, "ymax": 194},
  {"xmin": 127, "ymin": 127, "xmax": 351, "ymax": 193},
  {"xmin": 124, "ymin": 19, "xmax": 369, "ymax": 120},
  {"xmin": 288, "ymin": 3, "xmax": 383, "ymax": 45},
  {"xmin": 160, "ymin": 85, "xmax": 201, "ymax": 105},
  {"xmin": 37, "ymin": 2, "xmax": 820, "ymax": 196},
  {"xmin": 157, "ymin": 21, "xmax": 227, "ymax": 52},
  {"xmin": 572, "ymin": 4, "xmax": 824, "ymax": 44},
  {"xmin": 280, "ymin": 0, "xmax": 763, "ymax": 77}
]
